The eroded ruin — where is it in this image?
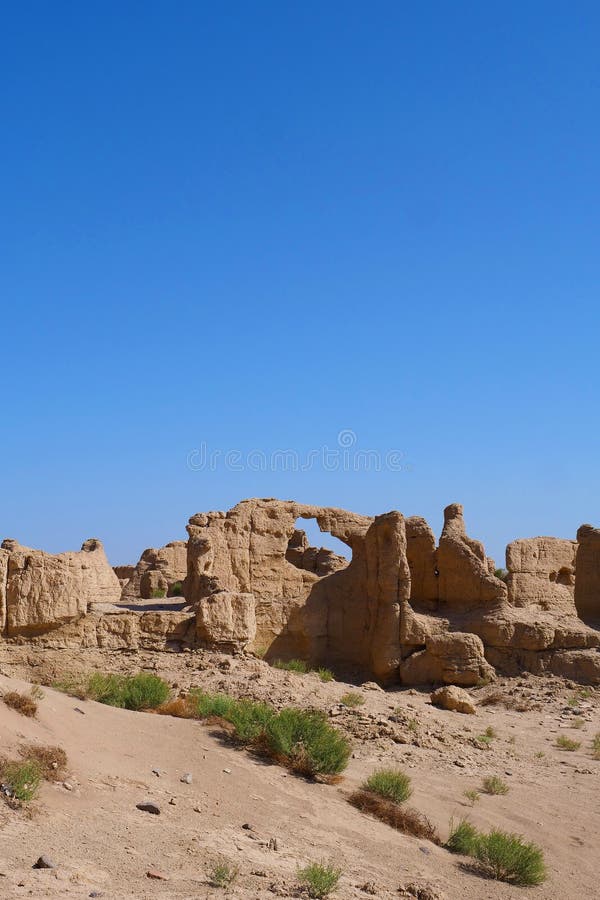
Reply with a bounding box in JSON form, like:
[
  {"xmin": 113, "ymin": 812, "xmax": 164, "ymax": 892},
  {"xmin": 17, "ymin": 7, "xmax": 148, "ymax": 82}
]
[{"xmin": 1, "ymin": 498, "xmax": 599, "ymax": 685}]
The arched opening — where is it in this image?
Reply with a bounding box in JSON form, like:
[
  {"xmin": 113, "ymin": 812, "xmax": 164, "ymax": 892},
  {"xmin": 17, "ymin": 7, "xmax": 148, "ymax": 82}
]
[{"xmin": 286, "ymin": 517, "xmax": 350, "ymax": 577}]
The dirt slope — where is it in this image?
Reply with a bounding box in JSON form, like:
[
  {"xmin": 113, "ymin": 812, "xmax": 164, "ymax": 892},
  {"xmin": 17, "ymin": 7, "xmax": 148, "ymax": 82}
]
[{"xmin": 0, "ymin": 662, "xmax": 598, "ymax": 899}]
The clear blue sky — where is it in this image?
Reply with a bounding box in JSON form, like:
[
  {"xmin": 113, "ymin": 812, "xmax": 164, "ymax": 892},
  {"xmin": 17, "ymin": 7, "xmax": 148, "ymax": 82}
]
[{"xmin": 1, "ymin": 2, "xmax": 598, "ymax": 566}]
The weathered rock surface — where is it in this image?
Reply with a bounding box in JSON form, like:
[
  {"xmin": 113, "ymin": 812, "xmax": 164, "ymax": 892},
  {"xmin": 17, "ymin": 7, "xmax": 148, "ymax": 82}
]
[
  {"xmin": 430, "ymin": 685, "xmax": 476, "ymax": 714},
  {"xmin": 196, "ymin": 591, "xmax": 256, "ymax": 650},
  {"xmin": 506, "ymin": 536, "xmax": 577, "ymax": 611},
  {"xmin": 121, "ymin": 541, "xmax": 187, "ymax": 600},
  {"xmin": 575, "ymin": 524, "xmax": 600, "ymax": 624},
  {"xmin": 401, "ymin": 632, "xmax": 495, "ymax": 687},
  {"xmin": 1, "ymin": 538, "xmax": 121, "ymax": 636}
]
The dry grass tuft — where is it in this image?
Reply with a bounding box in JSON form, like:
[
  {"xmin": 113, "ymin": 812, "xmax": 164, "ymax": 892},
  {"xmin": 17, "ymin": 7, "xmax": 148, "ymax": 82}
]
[
  {"xmin": 349, "ymin": 789, "xmax": 440, "ymax": 843},
  {"xmin": 18, "ymin": 743, "xmax": 67, "ymax": 780},
  {"xmin": 154, "ymin": 697, "xmax": 196, "ymax": 719},
  {"xmin": 2, "ymin": 691, "xmax": 38, "ymax": 718}
]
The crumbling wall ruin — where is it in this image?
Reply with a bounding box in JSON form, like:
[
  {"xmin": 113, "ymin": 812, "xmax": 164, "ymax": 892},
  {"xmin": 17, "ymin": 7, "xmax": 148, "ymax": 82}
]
[
  {"xmin": 0, "ymin": 538, "xmax": 121, "ymax": 636},
  {"xmin": 1, "ymin": 499, "xmax": 599, "ymax": 686},
  {"xmin": 121, "ymin": 541, "xmax": 188, "ymax": 600}
]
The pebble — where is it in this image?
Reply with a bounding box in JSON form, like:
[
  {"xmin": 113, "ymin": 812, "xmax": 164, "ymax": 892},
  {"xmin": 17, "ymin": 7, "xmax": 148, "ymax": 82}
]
[
  {"xmin": 136, "ymin": 802, "xmax": 161, "ymax": 815},
  {"xmin": 152, "ymin": 769, "xmax": 161, "ymax": 777},
  {"xmin": 33, "ymin": 856, "xmax": 56, "ymax": 869},
  {"xmin": 89, "ymin": 893, "xmax": 103, "ymax": 898},
  {"xmin": 180, "ymin": 773, "xmax": 192, "ymax": 784},
  {"xmin": 223, "ymin": 768, "xmax": 232, "ymax": 774},
  {"xmin": 147, "ymin": 869, "xmax": 169, "ymax": 880},
  {"xmin": 63, "ymin": 781, "xmax": 73, "ymax": 791}
]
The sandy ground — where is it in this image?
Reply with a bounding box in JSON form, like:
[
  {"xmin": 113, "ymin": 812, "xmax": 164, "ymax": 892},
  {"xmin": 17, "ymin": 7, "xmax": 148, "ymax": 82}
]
[{"xmin": 0, "ymin": 650, "xmax": 599, "ymax": 899}]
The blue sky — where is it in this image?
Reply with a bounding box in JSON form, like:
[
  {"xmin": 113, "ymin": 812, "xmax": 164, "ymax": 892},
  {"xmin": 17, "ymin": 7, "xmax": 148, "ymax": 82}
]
[{"xmin": 1, "ymin": 2, "xmax": 598, "ymax": 565}]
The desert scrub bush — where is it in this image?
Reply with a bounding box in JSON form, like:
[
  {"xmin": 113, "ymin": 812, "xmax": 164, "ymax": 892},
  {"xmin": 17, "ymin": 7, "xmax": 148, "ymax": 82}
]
[
  {"xmin": 316, "ymin": 667, "xmax": 335, "ymax": 683},
  {"xmin": 446, "ymin": 818, "xmax": 480, "ymax": 855},
  {"xmin": 555, "ymin": 735, "xmax": 580, "ymax": 751},
  {"xmin": 18, "ymin": 744, "xmax": 67, "ymax": 780},
  {"xmin": 474, "ymin": 829, "xmax": 546, "ymax": 885},
  {"xmin": 362, "ymin": 768, "xmax": 411, "ymax": 804},
  {"xmin": 0, "ymin": 759, "xmax": 42, "ymax": 802},
  {"xmin": 272, "ymin": 658, "xmax": 308, "ymax": 673},
  {"xmin": 481, "ymin": 775, "xmax": 509, "ymax": 795},
  {"xmin": 297, "ymin": 861, "xmax": 341, "ymax": 898},
  {"xmin": 151, "ymin": 588, "xmax": 166, "ymax": 599},
  {"xmin": 208, "ymin": 858, "xmax": 238, "ymax": 888},
  {"xmin": 340, "ymin": 692, "xmax": 364, "ymax": 708},
  {"xmin": 572, "ymin": 717, "xmax": 585, "ymax": 729},
  {"xmin": 30, "ymin": 684, "xmax": 45, "ymax": 701},
  {"xmin": 494, "ymin": 568, "xmax": 509, "ymax": 582},
  {"xmin": 592, "ymin": 733, "xmax": 600, "ymax": 759},
  {"xmin": 87, "ymin": 673, "xmax": 170, "ymax": 710},
  {"xmin": 169, "ymin": 581, "xmax": 184, "ymax": 597},
  {"xmin": 349, "ymin": 789, "xmax": 440, "ymax": 842},
  {"xmin": 263, "ymin": 708, "xmax": 350, "ymax": 778},
  {"xmin": 2, "ymin": 690, "xmax": 38, "ymax": 717}
]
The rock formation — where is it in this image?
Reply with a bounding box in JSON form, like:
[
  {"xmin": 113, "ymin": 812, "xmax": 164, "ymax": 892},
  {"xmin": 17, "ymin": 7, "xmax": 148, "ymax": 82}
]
[
  {"xmin": 121, "ymin": 541, "xmax": 187, "ymax": 601},
  {"xmin": 0, "ymin": 538, "xmax": 121, "ymax": 636},
  {"xmin": 575, "ymin": 525, "xmax": 600, "ymax": 625},
  {"xmin": 1, "ymin": 500, "xmax": 599, "ymax": 687}
]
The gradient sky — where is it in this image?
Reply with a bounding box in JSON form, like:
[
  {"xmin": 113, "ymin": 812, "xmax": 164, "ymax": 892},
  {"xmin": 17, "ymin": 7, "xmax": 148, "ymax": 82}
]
[{"xmin": 1, "ymin": 1, "xmax": 599, "ymax": 566}]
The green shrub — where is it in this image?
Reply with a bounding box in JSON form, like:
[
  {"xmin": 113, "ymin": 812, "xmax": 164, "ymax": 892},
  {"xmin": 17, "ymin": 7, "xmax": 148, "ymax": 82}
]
[
  {"xmin": 446, "ymin": 818, "xmax": 480, "ymax": 855},
  {"xmin": 481, "ymin": 775, "xmax": 509, "ymax": 795},
  {"xmin": 474, "ymin": 829, "xmax": 546, "ymax": 885},
  {"xmin": 191, "ymin": 689, "xmax": 237, "ymax": 720},
  {"xmin": 363, "ymin": 768, "xmax": 411, "ymax": 804},
  {"xmin": 264, "ymin": 708, "xmax": 350, "ymax": 778},
  {"xmin": 170, "ymin": 581, "xmax": 184, "ymax": 597},
  {"xmin": 555, "ymin": 735, "xmax": 580, "ymax": 751},
  {"xmin": 316, "ymin": 668, "xmax": 335, "ymax": 683},
  {"xmin": 224, "ymin": 698, "xmax": 275, "ymax": 743},
  {"xmin": 592, "ymin": 732, "xmax": 600, "ymax": 759},
  {"xmin": 1, "ymin": 760, "xmax": 42, "ymax": 802},
  {"xmin": 494, "ymin": 568, "xmax": 509, "ymax": 582},
  {"xmin": 340, "ymin": 692, "xmax": 364, "ymax": 708},
  {"xmin": 151, "ymin": 588, "xmax": 166, "ymax": 599},
  {"xmin": 272, "ymin": 659, "xmax": 308, "ymax": 673},
  {"xmin": 86, "ymin": 673, "xmax": 170, "ymax": 710},
  {"xmin": 208, "ymin": 859, "xmax": 238, "ymax": 888},
  {"xmin": 297, "ymin": 861, "xmax": 341, "ymax": 898}
]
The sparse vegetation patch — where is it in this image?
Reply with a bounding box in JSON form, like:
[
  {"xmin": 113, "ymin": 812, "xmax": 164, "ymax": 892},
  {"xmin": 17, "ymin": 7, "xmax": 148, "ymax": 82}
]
[
  {"xmin": 208, "ymin": 858, "xmax": 238, "ymax": 888},
  {"xmin": 555, "ymin": 735, "xmax": 580, "ymax": 751},
  {"xmin": 481, "ymin": 775, "xmax": 509, "ymax": 795},
  {"xmin": 340, "ymin": 692, "xmax": 364, "ymax": 708},
  {"xmin": 362, "ymin": 768, "xmax": 412, "ymax": 804},
  {"xmin": 297, "ymin": 861, "xmax": 342, "ymax": 898}
]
